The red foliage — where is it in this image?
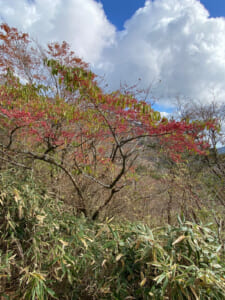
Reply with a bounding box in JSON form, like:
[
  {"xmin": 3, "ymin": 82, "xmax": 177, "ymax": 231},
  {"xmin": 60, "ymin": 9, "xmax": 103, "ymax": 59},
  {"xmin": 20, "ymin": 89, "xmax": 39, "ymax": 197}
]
[{"xmin": 0, "ymin": 23, "xmax": 215, "ymax": 218}]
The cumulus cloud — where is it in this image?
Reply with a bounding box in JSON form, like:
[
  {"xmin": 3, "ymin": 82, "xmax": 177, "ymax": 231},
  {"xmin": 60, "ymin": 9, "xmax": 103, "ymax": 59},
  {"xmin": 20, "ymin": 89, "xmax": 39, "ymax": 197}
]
[
  {"xmin": 99, "ymin": 0, "xmax": 225, "ymax": 105},
  {"xmin": 160, "ymin": 111, "xmax": 171, "ymax": 118},
  {"xmin": 0, "ymin": 0, "xmax": 116, "ymax": 63}
]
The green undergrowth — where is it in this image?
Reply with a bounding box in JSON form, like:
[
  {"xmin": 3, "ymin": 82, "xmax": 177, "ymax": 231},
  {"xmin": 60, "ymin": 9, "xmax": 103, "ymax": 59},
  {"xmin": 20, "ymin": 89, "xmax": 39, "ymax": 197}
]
[{"xmin": 0, "ymin": 169, "xmax": 225, "ymax": 299}]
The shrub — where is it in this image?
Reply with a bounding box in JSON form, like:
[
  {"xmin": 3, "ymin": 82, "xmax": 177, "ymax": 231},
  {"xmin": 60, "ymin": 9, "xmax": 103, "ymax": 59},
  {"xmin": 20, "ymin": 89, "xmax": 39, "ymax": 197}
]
[{"xmin": 0, "ymin": 170, "xmax": 224, "ymax": 299}]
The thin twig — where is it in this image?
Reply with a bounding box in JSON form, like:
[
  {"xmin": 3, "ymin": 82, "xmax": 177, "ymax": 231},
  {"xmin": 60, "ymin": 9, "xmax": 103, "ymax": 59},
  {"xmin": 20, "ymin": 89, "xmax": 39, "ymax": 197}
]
[{"xmin": 0, "ymin": 156, "xmax": 31, "ymax": 169}]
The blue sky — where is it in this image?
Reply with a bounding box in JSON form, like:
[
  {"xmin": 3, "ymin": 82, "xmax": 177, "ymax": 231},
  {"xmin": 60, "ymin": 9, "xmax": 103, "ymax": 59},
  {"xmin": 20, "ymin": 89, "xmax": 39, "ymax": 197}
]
[
  {"xmin": 100, "ymin": 0, "xmax": 225, "ymax": 30},
  {"xmin": 201, "ymin": 0, "xmax": 225, "ymax": 18},
  {"xmin": 0, "ymin": 0, "xmax": 225, "ymax": 111},
  {"xmin": 99, "ymin": 0, "xmax": 146, "ymax": 30}
]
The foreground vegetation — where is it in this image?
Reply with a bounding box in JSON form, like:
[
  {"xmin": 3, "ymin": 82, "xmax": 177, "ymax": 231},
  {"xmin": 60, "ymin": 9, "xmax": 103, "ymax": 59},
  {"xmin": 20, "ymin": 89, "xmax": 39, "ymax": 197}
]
[{"xmin": 0, "ymin": 169, "xmax": 225, "ymax": 299}]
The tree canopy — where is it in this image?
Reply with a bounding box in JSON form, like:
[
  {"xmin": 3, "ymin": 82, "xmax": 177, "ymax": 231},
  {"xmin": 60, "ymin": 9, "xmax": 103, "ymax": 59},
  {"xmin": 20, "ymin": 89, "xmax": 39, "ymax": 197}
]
[{"xmin": 0, "ymin": 23, "xmax": 214, "ymax": 219}]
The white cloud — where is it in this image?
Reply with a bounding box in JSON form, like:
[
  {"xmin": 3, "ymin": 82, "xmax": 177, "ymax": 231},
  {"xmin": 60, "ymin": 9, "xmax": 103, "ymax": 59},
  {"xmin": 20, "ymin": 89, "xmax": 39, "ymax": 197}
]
[
  {"xmin": 98, "ymin": 0, "xmax": 225, "ymax": 106},
  {"xmin": 0, "ymin": 0, "xmax": 116, "ymax": 63},
  {"xmin": 160, "ymin": 111, "xmax": 171, "ymax": 118},
  {"xmin": 1, "ymin": 0, "xmax": 225, "ymax": 107}
]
